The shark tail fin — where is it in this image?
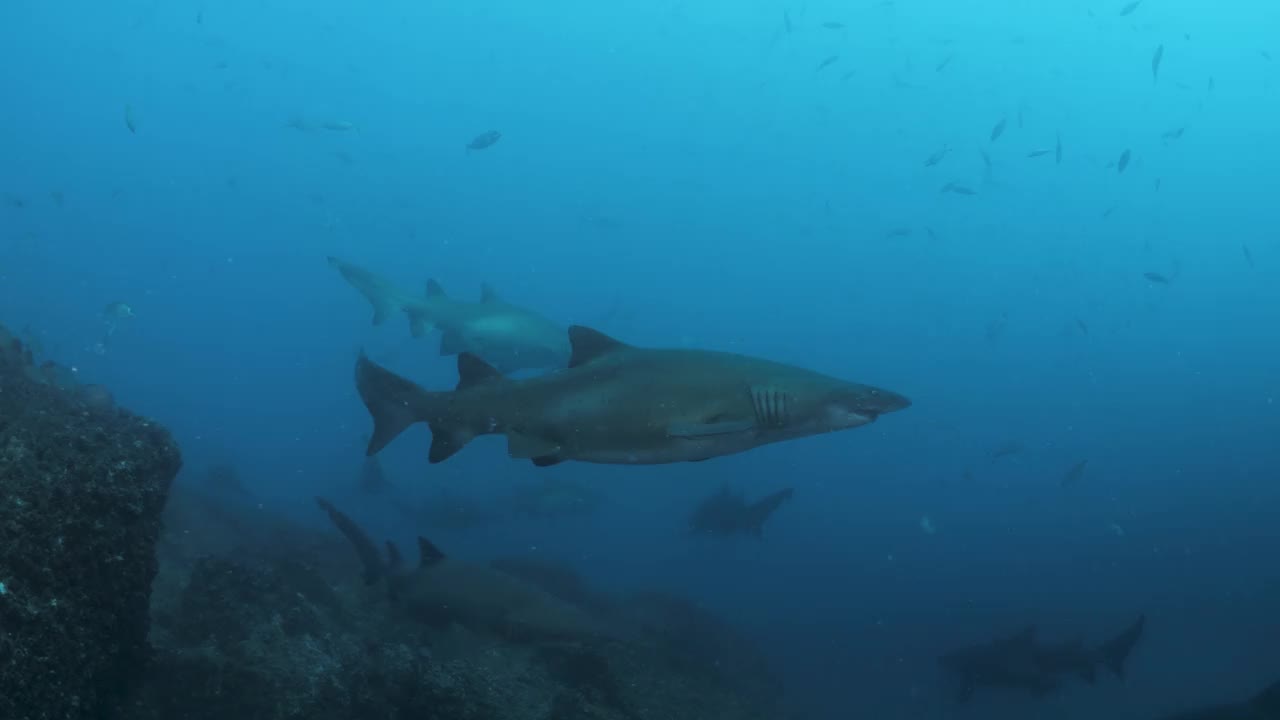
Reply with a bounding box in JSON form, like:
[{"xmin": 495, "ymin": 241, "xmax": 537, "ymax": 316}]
[
  {"xmin": 354, "ymin": 352, "xmax": 455, "ymax": 460},
  {"xmin": 1098, "ymin": 614, "xmax": 1145, "ymax": 680},
  {"xmin": 316, "ymin": 496, "xmax": 386, "ymax": 585}
]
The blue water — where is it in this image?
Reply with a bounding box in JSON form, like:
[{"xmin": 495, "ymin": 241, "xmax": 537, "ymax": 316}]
[{"xmin": 3, "ymin": 0, "xmax": 1279, "ymax": 717}]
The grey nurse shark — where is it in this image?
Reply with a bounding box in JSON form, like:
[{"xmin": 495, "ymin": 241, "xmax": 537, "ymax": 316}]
[
  {"xmin": 354, "ymin": 324, "xmax": 911, "ymax": 467},
  {"xmin": 328, "ymin": 256, "xmax": 569, "ymax": 373}
]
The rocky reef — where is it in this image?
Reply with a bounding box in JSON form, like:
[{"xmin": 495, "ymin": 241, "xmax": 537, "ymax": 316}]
[
  {"xmin": 0, "ymin": 326, "xmax": 182, "ymax": 720},
  {"xmin": 139, "ymin": 484, "xmax": 783, "ymax": 720},
  {"xmin": 0, "ymin": 323, "xmax": 780, "ymax": 719}
]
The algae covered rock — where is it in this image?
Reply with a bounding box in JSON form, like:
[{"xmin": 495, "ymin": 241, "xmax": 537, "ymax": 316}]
[{"xmin": 0, "ymin": 328, "xmax": 182, "ymax": 719}]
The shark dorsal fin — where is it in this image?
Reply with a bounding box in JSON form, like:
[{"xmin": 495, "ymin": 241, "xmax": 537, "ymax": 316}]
[
  {"xmin": 457, "ymin": 353, "xmax": 503, "ymax": 389},
  {"xmin": 425, "ymin": 279, "xmax": 448, "ymax": 299},
  {"xmin": 568, "ymin": 325, "xmax": 630, "ymax": 368},
  {"xmin": 479, "ymin": 283, "xmax": 500, "ymax": 303},
  {"xmin": 418, "ymin": 536, "xmax": 446, "ymax": 567},
  {"xmin": 1252, "ymin": 679, "xmax": 1280, "ymax": 714}
]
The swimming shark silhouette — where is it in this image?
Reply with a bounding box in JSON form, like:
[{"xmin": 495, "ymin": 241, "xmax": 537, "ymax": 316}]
[
  {"xmin": 328, "ymin": 256, "xmax": 569, "ymax": 373},
  {"xmin": 354, "ymin": 325, "xmax": 910, "ymax": 467}
]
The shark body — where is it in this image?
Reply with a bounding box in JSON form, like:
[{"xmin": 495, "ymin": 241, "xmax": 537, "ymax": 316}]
[
  {"xmin": 355, "ymin": 326, "xmax": 910, "ymax": 467},
  {"xmin": 328, "ymin": 256, "xmax": 569, "ymax": 373}
]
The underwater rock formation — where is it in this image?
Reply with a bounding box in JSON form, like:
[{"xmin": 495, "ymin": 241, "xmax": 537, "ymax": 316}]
[
  {"xmin": 137, "ymin": 487, "xmax": 782, "ymax": 720},
  {"xmin": 0, "ymin": 326, "xmax": 182, "ymax": 719}
]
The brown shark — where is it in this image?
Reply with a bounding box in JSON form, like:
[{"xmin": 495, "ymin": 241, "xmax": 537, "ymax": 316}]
[
  {"xmin": 355, "ymin": 325, "xmax": 910, "ymax": 467},
  {"xmin": 328, "ymin": 256, "xmax": 569, "ymax": 373}
]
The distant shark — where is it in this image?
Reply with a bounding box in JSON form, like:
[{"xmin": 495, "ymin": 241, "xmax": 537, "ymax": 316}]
[
  {"xmin": 1155, "ymin": 679, "xmax": 1280, "ymax": 719},
  {"xmin": 939, "ymin": 615, "xmax": 1145, "ymax": 702},
  {"xmin": 328, "ymin": 256, "xmax": 570, "ymax": 373},
  {"xmin": 688, "ymin": 486, "xmax": 794, "ymax": 537},
  {"xmin": 354, "ymin": 325, "xmax": 911, "ymax": 467},
  {"xmin": 316, "ymin": 496, "xmax": 609, "ymax": 642}
]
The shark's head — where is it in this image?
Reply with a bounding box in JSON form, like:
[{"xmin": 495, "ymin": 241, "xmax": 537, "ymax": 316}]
[{"xmin": 816, "ymin": 382, "xmax": 912, "ymax": 429}]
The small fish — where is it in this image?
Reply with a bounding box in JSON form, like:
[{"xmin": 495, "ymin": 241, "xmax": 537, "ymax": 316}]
[
  {"xmin": 196, "ymin": 9, "xmax": 203, "ymax": 24},
  {"xmin": 961, "ymin": 468, "xmax": 974, "ymax": 483},
  {"xmin": 1060, "ymin": 459, "xmax": 1089, "ymax": 487},
  {"xmin": 919, "ymin": 515, "xmax": 936, "ymax": 535},
  {"xmin": 50, "ymin": 190, "xmax": 64, "ymax": 208},
  {"xmin": 1152, "ymin": 44, "xmax": 1164, "ymax": 82},
  {"xmin": 925, "ymin": 227, "xmax": 939, "ymax": 241},
  {"xmin": 1119, "ymin": 0, "xmax": 1142, "ymax": 16},
  {"xmin": 1162, "ymin": 126, "xmax": 1186, "ymax": 142},
  {"xmin": 1143, "ymin": 272, "xmax": 1170, "ymax": 284},
  {"xmin": 990, "ymin": 117, "xmax": 1007, "ymax": 142},
  {"xmin": 1017, "ymin": 108, "xmax": 1024, "ymax": 129},
  {"xmin": 1262, "ymin": 50, "xmax": 1273, "ymax": 61},
  {"xmin": 783, "ymin": 9, "xmax": 792, "ymax": 33},
  {"xmin": 815, "ymin": 55, "xmax": 839, "ymax": 72},
  {"xmin": 924, "ymin": 145, "xmax": 950, "ymax": 167},
  {"xmin": 2, "ymin": 193, "xmax": 25, "ymax": 209},
  {"xmin": 885, "ymin": 227, "xmax": 913, "ymax": 239},
  {"xmin": 1055, "ymin": 133, "xmax": 1062, "ymax": 164},
  {"xmin": 124, "ymin": 104, "xmax": 137, "ymax": 134},
  {"xmin": 1109, "ymin": 522, "xmax": 1126, "ymax": 537},
  {"xmin": 1208, "ymin": 76, "xmax": 1216, "ymax": 92},
  {"xmin": 1076, "ymin": 318, "xmax": 1090, "ymax": 336},
  {"xmin": 1155, "ymin": 177, "xmax": 1162, "ymax": 191},
  {"xmin": 466, "ymin": 130, "xmax": 502, "ymax": 151},
  {"xmin": 1026, "ymin": 148, "xmax": 1051, "ymax": 158},
  {"xmin": 935, "ymin": 54, "xmax": 954, "ymax": 73},
  {"xmin": 1243, "ymin": 244, "xmax": 1254, "ymax": 267},
  {"xmin": 1117, "ymin": 149, "xmax": 1131, "ymax": 173},
  {"xmin": 1102, "ymin": 204, "xmax": 1118, "ymax": 219},
  {"xmin": 821, "ymin": 21, "xmax": 845, "ymax": 29},
  {"xmin": 840, "ymin": 70, "xmax": 856, "ymax": 83},
  {"xmin": 979, "ymin": 148, "xmax": 992, "ymax": 171},
  {"xmin": 321, "ymin": 120, "xmax": 356, "ymax": 132},
  {"xmin": 103, "ymin": 301, "xmax": 135, "ymax": 320},
  {"xmin": 989, "ymin": 440, "xmax": 1025, "ymax": 463},
  {"xmin": 940, "ymin": 181, "xmax": 977, "ymax": 196}
]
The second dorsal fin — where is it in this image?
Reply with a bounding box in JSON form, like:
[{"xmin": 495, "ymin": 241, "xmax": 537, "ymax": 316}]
[
  {"xmin": 568, "ymin": 325, "xmax": 630, "ymax": 368},
  {"xmin": 418, "ymin": 536, "xmax": 446, "ymax": 568},
  {"xmin": 456, "ymin": 353, "xmax": 502, "ymax": 390}
]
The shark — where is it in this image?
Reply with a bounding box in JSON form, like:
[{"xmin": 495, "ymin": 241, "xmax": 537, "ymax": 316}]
[
  {"xmin": 1155, "ymin": 679, "xmax": 1280, "ymax": 720},
  {"xmin": 688, "ymin": 486, "xmax": 794, "ymax": 537},
  {"xmin": 354, "ymin": 325, "xmax": 911, "ymax": 467},
  {"xmin": 939, "ymin": 614, "xmax": 1146, "ymax": 702},
  {"xmin": 327, "ymin": 256, "xmax": 570, "ymax": 373},
  {"xmin": 316, "ymin": 497, "xmax": 610, "ymax": 643}
]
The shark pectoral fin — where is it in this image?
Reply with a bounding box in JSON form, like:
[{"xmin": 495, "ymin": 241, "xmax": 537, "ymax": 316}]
[
  {"xmin": 439, "ymin": 331, "xmax": 466, "ymax": 355},
  {"xmin": 506, "ymin": 432, "xmax": 560, "ymax": 460},
  {"xmin": 667, "ymin": 420, "xmax": 755, "ymax": 438}
]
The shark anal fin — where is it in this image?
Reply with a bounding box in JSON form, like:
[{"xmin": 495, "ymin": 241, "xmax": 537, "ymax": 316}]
[
  {"xmin": 507, "ymin": 432, "xmax": 561, "ymax": 459},
  {"xmin": 457, "ymin": 353, "xmax": 503, "ymax": 389},
  {"xmin": 567, "ymin": 325, "xmax": 630, "ymax": 368},
  {"xmin": 407, "ymin": 309, "xmax": 434, "ymax": 338},
  {"xmin": 750, "ymin": 386, "xmax": 792, "ymax": 428},
  {"xmin": 668, "ymin": 420, "xmax": 755, "ymax": 438},
  {"xmin": 417, "ymin": 536, "xmax": 446, "ymax": 567},
  {"xmin": 425, "ymin": 279, "xmax": 448, "ymax": 299},
  {"xmin": 429, "ymin": 432, "xmax": 471, "ymax": 464},
  {"xmin": 532, "ymin": 455, "xmax": 563, "ymax": 467}
]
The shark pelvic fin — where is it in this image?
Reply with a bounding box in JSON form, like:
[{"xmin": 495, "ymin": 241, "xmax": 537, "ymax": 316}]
[{"xmin": 567, "ymin": 325, "xmax": 630, "ymax": 368}]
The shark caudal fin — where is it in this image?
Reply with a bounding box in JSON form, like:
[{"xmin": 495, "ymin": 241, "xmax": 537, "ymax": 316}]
[
  {"xmin": 1098, "ymin": 614, "xmax": 1145, "ymax": 680},
  {"xmin": 316, "ymin": 496, "xmax": 387, "ymax": 585},
  {"xmin": 354, "ymin": 353, "xmax": 451, "ymax": 458}
]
